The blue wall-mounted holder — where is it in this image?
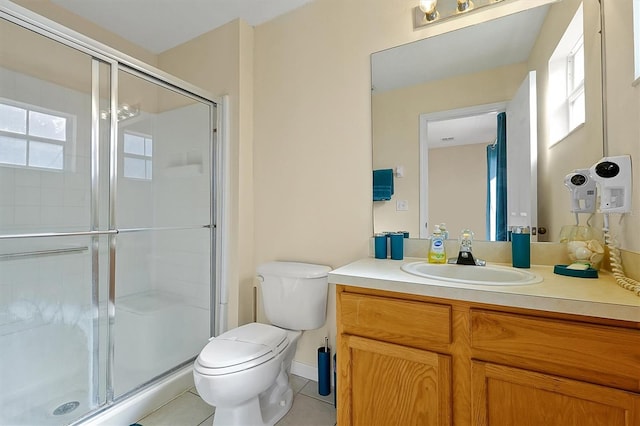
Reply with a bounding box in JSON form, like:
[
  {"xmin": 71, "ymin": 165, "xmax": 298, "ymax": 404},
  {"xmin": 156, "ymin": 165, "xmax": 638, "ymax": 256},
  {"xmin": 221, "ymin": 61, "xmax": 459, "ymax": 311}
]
[{"xmin": 373, "ymin": 169, "xmax": 394, "ymax": 201}]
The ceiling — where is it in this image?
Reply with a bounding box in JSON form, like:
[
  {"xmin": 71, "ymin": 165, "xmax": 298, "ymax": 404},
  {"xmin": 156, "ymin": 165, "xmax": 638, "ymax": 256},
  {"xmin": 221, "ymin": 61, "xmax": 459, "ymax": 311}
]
[{"xmin": 50, "ymin": 0, "xmax": 314, "ymax": 53}]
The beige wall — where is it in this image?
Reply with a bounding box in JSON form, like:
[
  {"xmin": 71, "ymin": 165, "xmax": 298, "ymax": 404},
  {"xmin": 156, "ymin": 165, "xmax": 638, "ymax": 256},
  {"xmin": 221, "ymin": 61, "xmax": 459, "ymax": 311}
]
[
  {"xmin": 372, "ymin": 62, "xmax": 527, "ymax": 237},
  {"xmin": 429, "ymin": 143, "xmax": 488, "ymax": 239}
]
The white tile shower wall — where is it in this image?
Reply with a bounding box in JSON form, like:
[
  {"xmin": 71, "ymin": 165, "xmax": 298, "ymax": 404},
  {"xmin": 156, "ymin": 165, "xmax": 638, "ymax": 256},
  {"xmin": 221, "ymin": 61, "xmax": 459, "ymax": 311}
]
[
  {"xmin": 152, "ymin": 104, "xmax": 211, "ymax": 309},
  {"xmin": 153, "ymin": 103, "xmax": 211, "ymax": 226},
  {"xmin": 115, "ymin": 103, "xmax": 210, "ymax": 303}
]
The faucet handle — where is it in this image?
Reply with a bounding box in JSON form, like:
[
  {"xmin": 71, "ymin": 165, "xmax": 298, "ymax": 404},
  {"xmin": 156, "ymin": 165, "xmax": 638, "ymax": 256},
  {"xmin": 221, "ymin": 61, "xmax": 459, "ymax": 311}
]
[{"xmin": 459, "ymin": 229, "xmax": 474, "ymax": 251}]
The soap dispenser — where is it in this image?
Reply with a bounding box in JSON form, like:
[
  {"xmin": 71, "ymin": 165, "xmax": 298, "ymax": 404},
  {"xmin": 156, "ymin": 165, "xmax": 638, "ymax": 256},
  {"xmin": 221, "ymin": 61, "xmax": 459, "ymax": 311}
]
[
  {"xmin": 428, "ymin": 225, "xmax": 446, "ymax": 264},
  {"xmin": 439, "ymin": 223, "xmax": 449, "ymax": 240}
]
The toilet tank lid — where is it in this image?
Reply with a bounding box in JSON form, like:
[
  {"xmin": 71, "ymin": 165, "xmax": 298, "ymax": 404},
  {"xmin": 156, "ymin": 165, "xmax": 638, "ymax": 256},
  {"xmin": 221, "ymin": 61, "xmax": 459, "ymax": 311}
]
[{"xmin": 257, "ymin": 261, "xmax": 331, "ymax": 279}]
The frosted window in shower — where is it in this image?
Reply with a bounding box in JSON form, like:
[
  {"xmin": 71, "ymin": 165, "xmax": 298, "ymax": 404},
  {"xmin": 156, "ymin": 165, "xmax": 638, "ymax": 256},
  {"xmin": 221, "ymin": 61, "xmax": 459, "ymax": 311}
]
[
  {"xmin": 0, "ymin": 100, "xmax": 71, "ymax": 170},
  {"xmin": 0, "ymin": 103, "xmax": 26, "ymax": 133},
  {"xmin": 0, "ymin": 135, "xmax": 26, "ymax": 165},
  {"xmin": 123, "ymin": 131, "xmax": 152, "ymax": 180},
  {"xmin": 29, "ymin": 141, "xmax": 64, "ymax": 169},
  {"xmin": 28, "ymin": 110, "xmax": 67, "ymax": 141}
]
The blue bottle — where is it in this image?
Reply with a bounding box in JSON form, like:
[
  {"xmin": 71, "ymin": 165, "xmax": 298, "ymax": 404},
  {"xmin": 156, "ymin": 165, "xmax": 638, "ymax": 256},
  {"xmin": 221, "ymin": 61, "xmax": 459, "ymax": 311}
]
[{"xmin": 512, "ymin": 226, "xmax": 531, "ymax": 268}]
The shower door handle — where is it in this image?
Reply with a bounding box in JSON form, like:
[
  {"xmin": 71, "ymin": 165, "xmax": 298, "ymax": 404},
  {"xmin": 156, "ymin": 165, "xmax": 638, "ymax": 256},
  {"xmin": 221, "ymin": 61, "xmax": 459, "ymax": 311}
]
[{"xmin": 0, "ymin": 229, "xmax": 119, "ymax": 240}]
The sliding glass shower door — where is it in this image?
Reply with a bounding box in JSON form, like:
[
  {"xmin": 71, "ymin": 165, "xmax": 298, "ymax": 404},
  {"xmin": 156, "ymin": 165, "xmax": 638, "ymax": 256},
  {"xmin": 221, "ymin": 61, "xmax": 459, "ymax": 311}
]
[
  {"xmin": 112, "ymin": 68, "xmax": 213, "ymax": 397},
  {"xmin": 0, "ymin": 17, "xmax": 112, "ymax": 424},
  {"xmin": 0, "ymin": 11, "xmax": 215, "ymax": 425}
]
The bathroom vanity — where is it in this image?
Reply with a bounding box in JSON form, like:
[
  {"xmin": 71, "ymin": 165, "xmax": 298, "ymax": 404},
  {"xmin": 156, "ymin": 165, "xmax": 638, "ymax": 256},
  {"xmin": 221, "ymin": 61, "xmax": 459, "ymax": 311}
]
[{"xmin": 330, "ymin": 258, "xmax": 640, "ymax": 426}]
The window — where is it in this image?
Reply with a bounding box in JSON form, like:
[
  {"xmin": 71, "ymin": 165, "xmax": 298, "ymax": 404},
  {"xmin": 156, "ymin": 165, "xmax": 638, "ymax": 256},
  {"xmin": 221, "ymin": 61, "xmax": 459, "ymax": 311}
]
[
  {"xmin": 567, "ymin": 36, "xmax": 585, "ymax": 130},
  {"xmin": 0, "ymin": 100, "xmax": 70, "ymax": 170},
  {"xmin": 123, "ymin": 131, "xmax": 152, "ymax": 180},
  {"xmin": 547, "ymin": 3, "xmax": 585, "ymax": 145}
]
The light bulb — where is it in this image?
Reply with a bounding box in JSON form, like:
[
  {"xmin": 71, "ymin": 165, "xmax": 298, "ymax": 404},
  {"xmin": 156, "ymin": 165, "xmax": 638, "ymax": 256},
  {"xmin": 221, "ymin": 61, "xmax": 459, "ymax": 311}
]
[
  {"xmin": 419, "ymin": 0, "xmax": 437, "ymax": 14},
  {"xmin": 419, "ymin": 0, "xmax": 438, "ymax": 21},
  {"xmin": 457, "ymin": 0, "xmax": 473, "ymax": 12}
]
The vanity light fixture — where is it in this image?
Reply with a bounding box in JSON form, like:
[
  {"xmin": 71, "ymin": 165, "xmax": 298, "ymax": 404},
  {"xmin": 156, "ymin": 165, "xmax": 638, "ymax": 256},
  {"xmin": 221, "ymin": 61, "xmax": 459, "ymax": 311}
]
[{"xmin": 414, "ymin": 0, "xmax": 505, "ymax": 29}]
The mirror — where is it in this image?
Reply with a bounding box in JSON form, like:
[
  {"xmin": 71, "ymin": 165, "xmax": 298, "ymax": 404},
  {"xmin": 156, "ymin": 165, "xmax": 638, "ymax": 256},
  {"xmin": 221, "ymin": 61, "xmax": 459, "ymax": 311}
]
[{"xmin": 372, "ymin": 0, "xmax": 604, "ymax": 241}]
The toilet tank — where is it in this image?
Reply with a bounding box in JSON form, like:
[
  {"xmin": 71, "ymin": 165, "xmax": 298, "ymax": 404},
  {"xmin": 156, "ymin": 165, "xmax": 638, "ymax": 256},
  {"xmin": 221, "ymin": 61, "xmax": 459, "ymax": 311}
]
[{"xmin": 257, "ymin": 261, "xmax": 331, "ymax": 330}]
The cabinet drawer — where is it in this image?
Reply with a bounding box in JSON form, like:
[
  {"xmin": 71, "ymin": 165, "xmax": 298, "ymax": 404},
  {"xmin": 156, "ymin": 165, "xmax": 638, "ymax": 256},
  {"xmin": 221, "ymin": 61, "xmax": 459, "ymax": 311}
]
[
  {"xmin": 340, "ymin": 292, "xmax": 451, "ymax": 349},
  {"xmin": 470, "ymin": 309, "xmax": 640, "ymax": 392}
]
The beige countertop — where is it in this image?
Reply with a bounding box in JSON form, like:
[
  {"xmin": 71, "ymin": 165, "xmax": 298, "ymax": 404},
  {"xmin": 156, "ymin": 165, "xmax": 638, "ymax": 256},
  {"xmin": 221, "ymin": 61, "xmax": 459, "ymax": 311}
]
[{"xmin": 329, "ymin": 257, "xmax": 640, "ymax": 322}]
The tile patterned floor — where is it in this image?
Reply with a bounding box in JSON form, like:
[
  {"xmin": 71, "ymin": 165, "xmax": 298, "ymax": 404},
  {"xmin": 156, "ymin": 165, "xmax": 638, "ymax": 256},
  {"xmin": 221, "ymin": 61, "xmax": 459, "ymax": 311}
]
[{"xmin": 136, "ymin": 375, "xmax": 336, "ymax": 426}]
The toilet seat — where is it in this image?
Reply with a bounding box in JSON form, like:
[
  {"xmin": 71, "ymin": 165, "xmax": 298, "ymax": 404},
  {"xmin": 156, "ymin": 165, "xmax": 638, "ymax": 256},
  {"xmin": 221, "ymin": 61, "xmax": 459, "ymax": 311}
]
[{"xmin": 195, "ymin": 323, "xmax": 289, "ymax": 376}]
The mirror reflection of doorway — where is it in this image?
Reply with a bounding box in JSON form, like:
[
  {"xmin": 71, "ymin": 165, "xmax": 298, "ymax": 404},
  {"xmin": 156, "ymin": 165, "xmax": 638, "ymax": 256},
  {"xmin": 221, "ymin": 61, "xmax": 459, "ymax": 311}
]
[
  {"xmin": 419, "ymin": 72, "xmax": 537, "ymax": 240},
  {"xmin": 419, "ymin": 103, "xmax": 503, "ymax": 240}
]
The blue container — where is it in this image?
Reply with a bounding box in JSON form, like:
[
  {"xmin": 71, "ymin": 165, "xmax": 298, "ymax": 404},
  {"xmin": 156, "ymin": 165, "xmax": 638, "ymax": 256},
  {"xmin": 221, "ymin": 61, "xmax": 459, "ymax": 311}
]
[
  {"xmin": 390, "ymin": 232, "xmax": 404, "ymax": 260},
  {"xmin": 374, "ymin": 234, "xmax": 387, "ymax": 259},
  {"xmin": 511, "ymin": 227, "xmax": 530, "ymax": 268},
  {"xmin": 318, "ymin": 347, "xmax": 331, "ymax": 396}
]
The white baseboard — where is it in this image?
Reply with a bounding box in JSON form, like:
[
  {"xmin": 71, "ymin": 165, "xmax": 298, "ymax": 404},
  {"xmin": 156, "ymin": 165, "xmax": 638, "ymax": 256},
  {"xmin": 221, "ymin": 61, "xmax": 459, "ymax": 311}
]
[{"xmin": 290, "ymin": 361, "xmax": 317, "ymax": 382}]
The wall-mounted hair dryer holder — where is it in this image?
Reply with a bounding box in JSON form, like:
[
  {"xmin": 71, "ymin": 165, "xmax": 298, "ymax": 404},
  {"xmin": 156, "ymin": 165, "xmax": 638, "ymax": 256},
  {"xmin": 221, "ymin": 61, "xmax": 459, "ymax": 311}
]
[
  {"xmin": 564, "ymin": 169, "xmax": 597, "ymax": 214},
  {"xmin": 589, "ymin": 155, "xmax": 633, "ymax": 214}
]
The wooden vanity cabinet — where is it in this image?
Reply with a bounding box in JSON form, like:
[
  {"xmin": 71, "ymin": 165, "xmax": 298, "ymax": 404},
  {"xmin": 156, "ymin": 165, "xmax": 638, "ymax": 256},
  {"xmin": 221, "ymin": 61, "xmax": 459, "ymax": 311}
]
[
  {"xmin": 472, "ymin": 361, "xmax": 640, "ymax": 426},
  {"xmin": 338, "ymin": 291, "xmax": 454, "ymax": 425},
  {"xmin": 336, "ymin": 285, "xmax": 640, "ymax": 426},
  {"xmin": 342, "ymin": 335, "xmax": 452, "ymax": 425}
]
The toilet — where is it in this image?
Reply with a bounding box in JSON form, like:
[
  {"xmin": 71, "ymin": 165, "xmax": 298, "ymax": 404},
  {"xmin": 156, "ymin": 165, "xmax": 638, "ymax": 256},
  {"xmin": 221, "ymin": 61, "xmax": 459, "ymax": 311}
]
[{"xmin": 193, "ymin": 261, "xmax": 332, "ymax": 426}]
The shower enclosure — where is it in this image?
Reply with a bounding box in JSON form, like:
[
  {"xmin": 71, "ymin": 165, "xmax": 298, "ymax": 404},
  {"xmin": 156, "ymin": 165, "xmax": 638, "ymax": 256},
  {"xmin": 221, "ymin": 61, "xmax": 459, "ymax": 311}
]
[{"xmin": 0, "ymin": 5, "xmax": 217, "ymax": 425}]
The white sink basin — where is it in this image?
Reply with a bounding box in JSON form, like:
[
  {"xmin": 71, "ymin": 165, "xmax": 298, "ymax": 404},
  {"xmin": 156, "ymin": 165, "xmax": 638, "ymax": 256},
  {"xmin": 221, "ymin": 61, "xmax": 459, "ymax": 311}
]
[{"xmin": 401, "ymin": 262, "xmax": 543, "ymax": 286}]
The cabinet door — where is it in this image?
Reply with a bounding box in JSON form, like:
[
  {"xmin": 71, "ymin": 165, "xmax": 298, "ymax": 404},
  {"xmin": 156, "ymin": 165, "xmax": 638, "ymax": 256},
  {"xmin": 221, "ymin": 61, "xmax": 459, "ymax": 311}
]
[
  {"xmin": 338, "ymin": 335, "xmax": 452, "ymax": 426},
  {"xmin": 472, "ymin": 361, "xmax": 640, "ymax": 426}
]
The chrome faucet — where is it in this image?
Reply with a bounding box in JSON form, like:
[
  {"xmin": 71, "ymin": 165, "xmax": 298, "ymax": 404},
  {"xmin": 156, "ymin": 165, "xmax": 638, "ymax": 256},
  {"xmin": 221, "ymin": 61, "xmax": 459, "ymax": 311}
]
[{"xmin": 448, "ymin": 229, "xmax": 486, "ymax": 266}]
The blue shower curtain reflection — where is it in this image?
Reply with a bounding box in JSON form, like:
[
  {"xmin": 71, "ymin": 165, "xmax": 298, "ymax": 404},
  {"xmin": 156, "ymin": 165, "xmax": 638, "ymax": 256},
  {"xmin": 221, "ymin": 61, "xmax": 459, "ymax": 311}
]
[{"xmin": 486, "ymin": 112, "xmax": 508, "ymax": 241}]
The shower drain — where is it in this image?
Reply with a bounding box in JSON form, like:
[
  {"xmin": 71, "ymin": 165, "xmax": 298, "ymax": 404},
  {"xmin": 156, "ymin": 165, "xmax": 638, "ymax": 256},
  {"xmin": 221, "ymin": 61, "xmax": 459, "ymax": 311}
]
[{"xmin": 53, "ymin": 401, "xmax": 80, "ymax": 416}]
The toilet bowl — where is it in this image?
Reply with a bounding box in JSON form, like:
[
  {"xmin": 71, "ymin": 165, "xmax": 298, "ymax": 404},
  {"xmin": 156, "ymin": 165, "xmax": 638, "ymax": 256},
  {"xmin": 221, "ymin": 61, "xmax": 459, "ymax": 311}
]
[
  {"xmin": 194, "ymin": 323, "xmax": 301, "ymax": 426},
  {"xmin": 194, "ymin": 261, "xmax": 331, "ymax": 426}
]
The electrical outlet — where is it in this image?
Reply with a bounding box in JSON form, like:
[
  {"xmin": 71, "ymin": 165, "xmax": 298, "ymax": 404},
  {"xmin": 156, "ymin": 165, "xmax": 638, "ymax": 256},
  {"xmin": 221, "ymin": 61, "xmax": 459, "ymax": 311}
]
[{"xmin": 396, "ymin": 200, "xmax": 409, "ymax": 211}]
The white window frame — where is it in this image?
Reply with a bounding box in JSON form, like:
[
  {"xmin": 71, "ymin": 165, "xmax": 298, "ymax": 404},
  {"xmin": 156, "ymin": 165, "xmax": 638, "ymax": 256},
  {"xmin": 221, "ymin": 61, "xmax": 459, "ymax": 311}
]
[
  {"xmin": 0, "ymin": 98, "xmax": 73, "ymax": 171},
  {"xmin": 547, "ymin": 3, "xmax": 585, "ymax": 146}
]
